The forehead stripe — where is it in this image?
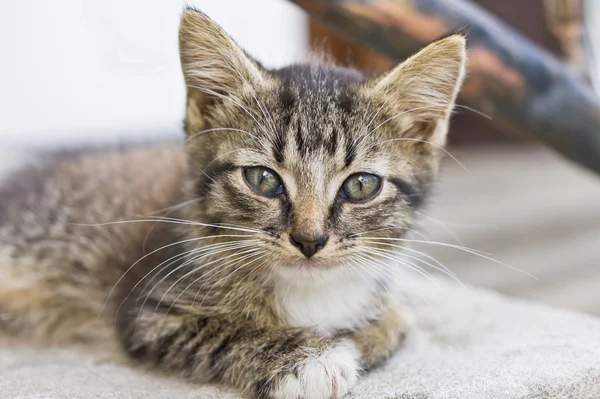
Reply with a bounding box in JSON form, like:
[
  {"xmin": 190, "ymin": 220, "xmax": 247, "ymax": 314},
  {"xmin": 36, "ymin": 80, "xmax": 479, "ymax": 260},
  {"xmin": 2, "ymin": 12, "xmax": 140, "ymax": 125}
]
[
  {"xmin": 325, "ymin": 126, "xmax": 338, "ymax": 155},
  {"xmin": 272, "ymin": 131, "xmax": 285, "ymax": 164},
  {"xmin": 344, "ymin": 137, "xmax": 356, "ymax": 168},
  {"xmin": 295, "ymin": 122, "xmax": 306, "ymax": 155}
]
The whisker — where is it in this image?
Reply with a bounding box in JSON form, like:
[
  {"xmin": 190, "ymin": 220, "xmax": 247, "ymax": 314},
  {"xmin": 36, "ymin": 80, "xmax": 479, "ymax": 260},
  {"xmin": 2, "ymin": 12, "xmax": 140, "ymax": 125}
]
[
  {"xmin": 144, "ymin": 216, "xmax": 269, "ymax": 235},
  {"xmin": 196, "ymin": 148, "xmax": 255, "ymax": 185},
  {"xmin": 360, "ymin": 66, "xmax": 432, "ymax": 138},
  {"xmin": 186, "ymin": 127, "xmax": 259, "ymax": 142},
  {"xmin": 152, "ymin": 247, "xmax": 262, "ymax": 312},
  {"xmin": 454, "ymin": 104, "xmax": 492, "ymax": 120},
  {"xmin": 379, "ymin": 152, "xmax": 420, "ymax": 170},
  {"xmin": 413, "ymin": 214, "xmax": 466, "ymax": 246},
  {"xmin": 350, "ymin": 255, "xmax": 391, "ymax": 294},
  {"xmin": 352, "ymin": 253, "xmax": 421, "ymax": 306},
  {"xmin": 191, "ymin": 251, "xmax": 268, "ymax": 311},
  {"xmin": 346, "ymin": 260, "xmax": 384, "ymax": 309},
  {"xmin": 134, "ymin": 246, "xmax": 261, "ymax": 330},
  {"xmin": 142, "ymin": 216, "xmax": 269, "ymax": 235},
  {"xmin": 228, "ymin": 63, "xmax": 279, "ymax": 140},
  {"xmin": 362, "ymin": 240, "xmax": 459, "ymax": 280},
  {"xmin": 415, "ymin": 211, "xmax": 500, "ymax": 230},
  {"xmin": 354, "ymin": 226, "xmax": 430, "ymax": 241},
  {"xmin": 209, "ymin": 255, "xmax": 271, "ymax": 316},
  {"xmin": 353, "ymin": 254, "xmax": 431, "ymax": 308},
  {"xmin": 281, "ymin": 266, "xmax": 300, "ymax": 312},
  {"xmin": 100, "ymin": 234, "xmax": 256, "ymax": 321},
  {"xmin": 135, "ymin": 200, "xmax": 203, "ymax": 253},
  {"xmin": 363, "ymin": 105, "xmax": 448, "ymax": 140},
  {"xmin": 192, "ymin": 249, "xmax": 267, "ymax": 297},
  {"xmin": 74, "ymin": 218, "xmax": 265, "ymax": 234},
  {"xmin": 172, "ymin": 250, "xmax": 267, "ymax": 321},
  {"xmin": 133, "ymin": 240, "xmax": 259, "ymax": 304},
  {"xmin": 358, "ymin": 249, "xmax": 439, "ymax": 286},
  {"xmin": 360, "ymin": 236, "xmax": 490, "ymax": 255},
  {"xmin": 361, "ymin": 237, "xmax": 537, "ymax": 280},
  {"xmin": 186, "ymin": 85, "xmax": 272, "ymax": 138},
  {"xmin": 138, "ymin": 199, "xmax": 201, "ymax": 216},
  {"xmin": 116, "ymin": 240, "xmax": 259, "ymax": 321},
  {"xmin": 359, "ymin": 244, "xmax": 465, "ymax": 287},
  {"xmin": 229, "ymin": 255, "xmax": 271, "ymax": 291},
  {"xmin": 375, "ymin": 137, "xmax": 468, "ymax": 171}
]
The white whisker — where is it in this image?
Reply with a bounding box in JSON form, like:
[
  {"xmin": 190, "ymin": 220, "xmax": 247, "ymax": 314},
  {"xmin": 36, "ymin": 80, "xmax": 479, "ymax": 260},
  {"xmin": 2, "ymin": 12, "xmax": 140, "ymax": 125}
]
[
  {"xmin": 362, "ymin": 240, "xmax": 459, "ymax": 280},
  {"xmin": 354, "ymin": 253, "xmax": 431, "ymax": 308},
  {"xmin": 186, "ymin": 127, "xmax": 259, "ymax": 142},
  {"xmin": 364, "ymin": 105, "xmax": 446, "ymax": 139},
  {"xmin": 118, "ymin": 240, "xmax": 259, "ymax": 324},
  {"xmin": 152, "ymin": 247, "xmax": 262, "ymax": 312},
  {"xmin": 134, "ymin": 246, "xmax": 262, "ymax": 330},
  {"xmin": 360, "ymin": 66, "xmax": 432, "ymax": 139},
  {"xmin": 187, "ymin": 84, "xmax": 272, "ymax": 138},
  {"xmin": 376, "ymin": 137, "xmax": 468, "ymax": 171},
  {"xmin": 346, "ymin": 260, "xmax": 384, "ymax": 309},
  {"xmin": 133, "ymin": 240, "xmax": 259, "ymax": 303},
  {"xmin": 361, "ymin": 237, "xmax": 536, "ymax": 280},
  {"xmin": 191, "ymin": 251, "xmax": 269, "ymax": 310},
  {"xmin": 359, "ymin": 249, "xmax": 439, "ymax": 287},
  {"xmin": 75, "ymin": 218, "xmax": 265, "ymax": 234},
  {"xmin": 359, "ymin": 244, "xmax": 464, "ymax": 287},
  {"xmin": 454, "ymin": 104, "xmax": 492, "ymax": 120},
  {"xmin": 100, "ymin": 234, "xmax": 256, "ymax": 321}
]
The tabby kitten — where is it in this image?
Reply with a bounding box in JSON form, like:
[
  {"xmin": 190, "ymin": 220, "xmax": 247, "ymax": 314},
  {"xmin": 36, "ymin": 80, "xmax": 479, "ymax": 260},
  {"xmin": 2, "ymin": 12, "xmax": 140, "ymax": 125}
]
[{"xmin": 0, "ymin": 8, "xmax": 466, "ymax": 399}]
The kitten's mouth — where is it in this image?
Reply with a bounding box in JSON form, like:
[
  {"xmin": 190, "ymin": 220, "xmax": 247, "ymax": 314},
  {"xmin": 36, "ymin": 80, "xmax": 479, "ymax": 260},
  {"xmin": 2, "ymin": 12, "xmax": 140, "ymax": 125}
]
[{"xmin": 285, "ymin": 258, "xmax": 334, "ymax": 269}]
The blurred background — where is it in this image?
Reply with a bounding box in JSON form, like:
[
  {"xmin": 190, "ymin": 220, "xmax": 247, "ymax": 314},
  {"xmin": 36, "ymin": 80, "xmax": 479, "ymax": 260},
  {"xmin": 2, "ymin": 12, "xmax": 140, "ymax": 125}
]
[{"xmin": 0, "ymin": 0, "xmax": 599, "ymax": 315}]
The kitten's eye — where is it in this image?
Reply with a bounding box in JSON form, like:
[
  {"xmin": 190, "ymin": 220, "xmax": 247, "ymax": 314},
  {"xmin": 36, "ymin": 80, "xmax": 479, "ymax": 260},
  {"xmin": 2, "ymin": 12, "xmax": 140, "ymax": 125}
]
[
  {"xmin": 340, "ymin": 173, "xmax": 382, "ymax": 201},
  {"xmin": 243, "ymin": 166, "xmax": 284, "ymax": 196}
]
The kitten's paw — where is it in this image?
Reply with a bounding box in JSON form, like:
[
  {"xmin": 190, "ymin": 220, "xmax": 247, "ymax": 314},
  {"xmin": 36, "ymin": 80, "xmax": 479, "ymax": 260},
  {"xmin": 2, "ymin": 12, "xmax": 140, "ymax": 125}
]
[{"xmin": 268, "ymin": 339, "xmax": 360, "ymax": 399}]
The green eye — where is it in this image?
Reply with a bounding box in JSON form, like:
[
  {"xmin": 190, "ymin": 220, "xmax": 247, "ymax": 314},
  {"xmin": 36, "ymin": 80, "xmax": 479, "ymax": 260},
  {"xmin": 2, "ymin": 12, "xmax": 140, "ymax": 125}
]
[
  {"xmin": 341, "ymin": 173, "xmax": 382, "ymax": 201},
  {"xmin": 243, "ymin": 166, "xmax": 284, "ymax": 196}
]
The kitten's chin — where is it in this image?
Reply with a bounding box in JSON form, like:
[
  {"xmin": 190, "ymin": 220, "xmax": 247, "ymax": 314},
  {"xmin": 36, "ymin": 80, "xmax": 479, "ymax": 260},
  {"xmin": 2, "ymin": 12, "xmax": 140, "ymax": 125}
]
[
  {"xmin": 288, "ymin": 258, "xmax": 333, "ymax": 269},
  {"xmin": 271, "ymin": 258, "xmax": 357, "ymax": 286}
]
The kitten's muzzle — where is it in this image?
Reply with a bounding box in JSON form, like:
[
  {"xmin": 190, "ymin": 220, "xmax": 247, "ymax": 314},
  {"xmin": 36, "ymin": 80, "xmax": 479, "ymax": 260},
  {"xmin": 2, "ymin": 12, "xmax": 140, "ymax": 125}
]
[{"xmin": 289, "ymin": 234, "xmax": 329, "ymax": 258}]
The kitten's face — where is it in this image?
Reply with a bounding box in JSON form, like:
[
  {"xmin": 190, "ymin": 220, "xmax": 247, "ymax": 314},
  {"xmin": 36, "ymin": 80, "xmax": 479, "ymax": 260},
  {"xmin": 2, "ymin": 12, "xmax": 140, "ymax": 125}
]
[{"xmin": 179, "ymin": 10, "xmax": 465, "ymax": 277}]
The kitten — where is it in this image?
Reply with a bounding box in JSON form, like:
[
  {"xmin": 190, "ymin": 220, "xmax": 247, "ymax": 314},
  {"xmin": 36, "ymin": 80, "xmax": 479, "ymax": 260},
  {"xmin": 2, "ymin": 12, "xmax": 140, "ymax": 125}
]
[{"xmin": 0, "ymin": 8, "xmax": 465, "ymax": 399}]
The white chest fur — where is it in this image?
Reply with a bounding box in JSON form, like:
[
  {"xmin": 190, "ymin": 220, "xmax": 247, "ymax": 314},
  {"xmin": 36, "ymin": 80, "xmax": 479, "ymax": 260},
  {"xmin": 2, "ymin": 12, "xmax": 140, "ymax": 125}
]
[{"xmin": 272, "ymin": 266, "xmax": 387, "ymax": 336}]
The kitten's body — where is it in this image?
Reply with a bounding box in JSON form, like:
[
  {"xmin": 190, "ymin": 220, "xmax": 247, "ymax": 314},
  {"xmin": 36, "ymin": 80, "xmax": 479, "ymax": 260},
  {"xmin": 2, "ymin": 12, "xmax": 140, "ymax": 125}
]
[
  {"xmin": 0, "ymin": 9, "xmax": 466, "ymax": 399},
  {"xmin": 0, "ymin": 146, "xmax": 187, "ymax": 341}
]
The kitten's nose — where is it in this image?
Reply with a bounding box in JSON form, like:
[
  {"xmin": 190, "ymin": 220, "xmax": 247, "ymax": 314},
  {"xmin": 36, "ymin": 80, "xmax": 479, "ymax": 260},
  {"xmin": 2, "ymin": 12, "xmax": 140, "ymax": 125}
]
[{"xmin": 289, "ymin": 234, "xmax": 329, "ymax": 258}]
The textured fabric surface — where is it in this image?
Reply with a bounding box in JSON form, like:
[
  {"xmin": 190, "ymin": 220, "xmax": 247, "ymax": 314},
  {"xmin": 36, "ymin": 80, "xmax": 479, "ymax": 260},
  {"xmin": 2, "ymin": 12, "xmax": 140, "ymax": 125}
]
[
  {"xmin": 1, "ymin": 279, "xmax": 599, "ymax": 399},
  {"xmin": 1, "ymin": 148, "xmax": 600, "ymax": 398}
]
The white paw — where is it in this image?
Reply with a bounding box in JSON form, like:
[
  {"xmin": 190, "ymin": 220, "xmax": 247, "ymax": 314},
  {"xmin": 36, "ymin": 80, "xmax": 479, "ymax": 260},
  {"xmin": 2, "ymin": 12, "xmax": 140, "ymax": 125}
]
[{"xmin": 270, "ymin": 339, "xmax": 360, "ymax": 399}]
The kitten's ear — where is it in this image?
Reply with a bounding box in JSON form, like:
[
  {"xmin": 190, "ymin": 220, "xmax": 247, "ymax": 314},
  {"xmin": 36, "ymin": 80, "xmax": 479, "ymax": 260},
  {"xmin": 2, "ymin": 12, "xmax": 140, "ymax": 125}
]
[
  {"xmin": 364, "ymin": 35, "xmax": 467, "ymax": 145},
  {"xmin": 179, "ymin": 9, "xmax": 268, "ymax": 131}
]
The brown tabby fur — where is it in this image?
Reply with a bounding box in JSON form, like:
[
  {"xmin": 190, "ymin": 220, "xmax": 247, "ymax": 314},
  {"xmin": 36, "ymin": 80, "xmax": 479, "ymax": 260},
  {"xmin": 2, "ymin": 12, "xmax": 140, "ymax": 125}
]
[{"xmin": 0, "ymin": 8, "xmax": 466, "ymax": 399}]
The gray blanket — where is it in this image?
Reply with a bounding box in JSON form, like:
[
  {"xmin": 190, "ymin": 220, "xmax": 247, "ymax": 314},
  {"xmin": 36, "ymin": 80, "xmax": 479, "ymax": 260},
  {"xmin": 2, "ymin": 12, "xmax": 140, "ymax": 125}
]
[{"xmin": 2, "ymin": 279, "xmax": 599, "ymax": 399}]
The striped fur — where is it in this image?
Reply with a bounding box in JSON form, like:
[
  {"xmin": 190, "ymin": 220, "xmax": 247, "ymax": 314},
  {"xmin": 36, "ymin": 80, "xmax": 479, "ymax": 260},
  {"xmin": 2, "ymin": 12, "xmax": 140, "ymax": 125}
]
[{"xmin": 0, "ymin": 8, "xmax": 466, "ymax": 398}]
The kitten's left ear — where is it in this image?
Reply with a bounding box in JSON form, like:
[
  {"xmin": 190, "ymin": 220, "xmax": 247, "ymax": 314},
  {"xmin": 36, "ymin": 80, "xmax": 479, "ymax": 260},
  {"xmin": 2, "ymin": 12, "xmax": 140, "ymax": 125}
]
[
  {"xmin": 179, "ymin": 8, "xmax": 269, "ymax": 132},
  {"xmin": 364, "ymin": 35, "xmax": 467, "ymax": 145}
]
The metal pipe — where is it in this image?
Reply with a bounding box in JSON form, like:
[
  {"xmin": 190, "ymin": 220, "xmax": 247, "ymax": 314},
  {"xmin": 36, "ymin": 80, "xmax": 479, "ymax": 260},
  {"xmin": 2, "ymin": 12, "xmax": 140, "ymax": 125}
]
[{"xmin": 289, "ymin": 0, "xmax": 600, "ymax": 175}]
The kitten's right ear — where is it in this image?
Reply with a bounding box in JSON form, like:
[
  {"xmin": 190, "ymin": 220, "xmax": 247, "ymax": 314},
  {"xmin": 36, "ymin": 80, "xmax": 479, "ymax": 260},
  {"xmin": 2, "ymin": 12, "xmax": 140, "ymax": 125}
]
[{"xmin": 179, "ymin": 8, "xmax": 268, "ymax": 132}]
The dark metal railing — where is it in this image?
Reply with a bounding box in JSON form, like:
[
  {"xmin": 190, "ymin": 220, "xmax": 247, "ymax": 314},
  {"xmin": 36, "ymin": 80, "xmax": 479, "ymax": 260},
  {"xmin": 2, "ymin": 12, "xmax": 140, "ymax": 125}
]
[{"xmin": 289, "ymin": 0, "xmax": 600, "ymax": 175}]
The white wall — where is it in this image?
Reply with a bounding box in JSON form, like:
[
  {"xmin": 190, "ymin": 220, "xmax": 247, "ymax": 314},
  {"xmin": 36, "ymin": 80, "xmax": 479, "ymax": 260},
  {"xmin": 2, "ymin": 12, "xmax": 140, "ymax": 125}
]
[
  {"xmin": 585, "ymin": 0, "xmax": 600, "ymax": 95},
  {"xmin": 0, "ymin": 0, "xmax": 308, "ymax": 149}
]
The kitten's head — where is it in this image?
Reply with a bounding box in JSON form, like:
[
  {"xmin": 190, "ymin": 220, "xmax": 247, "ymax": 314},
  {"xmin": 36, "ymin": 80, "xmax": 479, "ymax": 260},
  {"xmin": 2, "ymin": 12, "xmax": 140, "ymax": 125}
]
[{"xmin": 179, "ymin": 9, "xmax": 465, "ymax": 279}]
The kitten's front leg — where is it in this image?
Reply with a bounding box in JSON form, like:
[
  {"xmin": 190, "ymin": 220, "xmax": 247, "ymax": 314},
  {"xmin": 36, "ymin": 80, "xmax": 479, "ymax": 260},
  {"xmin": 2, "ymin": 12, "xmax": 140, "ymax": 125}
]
[
  {"xmin": 347, "ymin": 306, "xmax": 412, "ymax": 370},
  {"xmin": 118, "ymin": 309, "xmax": 360, "ymax": 399}
]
